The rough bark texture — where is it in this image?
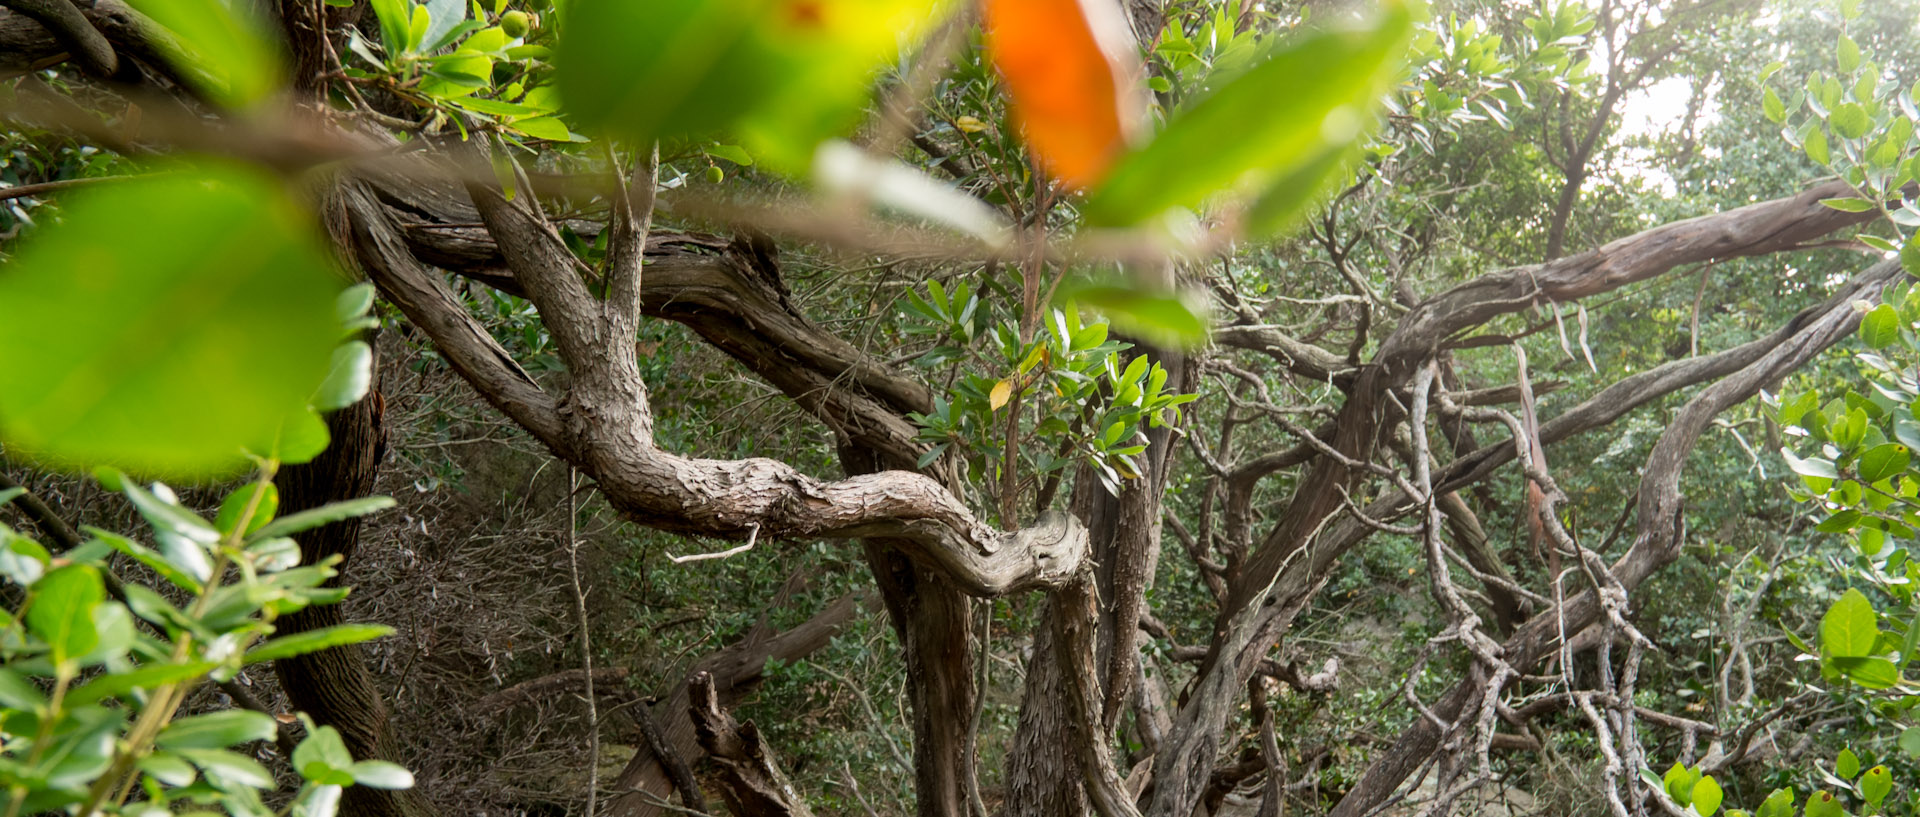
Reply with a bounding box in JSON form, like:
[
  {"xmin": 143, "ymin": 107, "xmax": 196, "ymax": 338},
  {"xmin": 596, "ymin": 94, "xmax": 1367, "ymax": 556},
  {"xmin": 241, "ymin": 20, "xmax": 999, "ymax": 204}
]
[
  {"xmin": 690, "ymin": 672, "xmax": 818, "ymax": 817},
  {"xmin": 271, "ymin": 387, "xmax": 435, "ymax": 817},
  {"xmin": 606, "ymin": 592, "xmax": 870, "ymax": 816}
]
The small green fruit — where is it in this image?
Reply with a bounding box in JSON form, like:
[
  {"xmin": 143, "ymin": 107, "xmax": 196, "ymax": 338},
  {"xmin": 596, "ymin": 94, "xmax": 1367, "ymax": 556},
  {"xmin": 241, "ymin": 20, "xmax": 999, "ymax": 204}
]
[
  {"xmin": 500, "ymin": 10, "xmax": 531, "ymax": 38},
  {"xmin": 706, "ymin": 165, "xmax": 725, "ymax": 184}
]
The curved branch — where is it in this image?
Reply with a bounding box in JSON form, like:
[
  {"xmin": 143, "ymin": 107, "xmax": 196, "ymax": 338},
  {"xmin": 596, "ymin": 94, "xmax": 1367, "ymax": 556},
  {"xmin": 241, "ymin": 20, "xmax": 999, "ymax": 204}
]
[
  {"xmin": 1327, "ymin": 258, "xmax": 1903, "ymax": 817},
  {"xmin": 0, "ymin": 0, "xmax": 115, "ymax": 77},
  {"xmin": 346, "ymin": 176, "xmax": 1086, "ymax": 596}
]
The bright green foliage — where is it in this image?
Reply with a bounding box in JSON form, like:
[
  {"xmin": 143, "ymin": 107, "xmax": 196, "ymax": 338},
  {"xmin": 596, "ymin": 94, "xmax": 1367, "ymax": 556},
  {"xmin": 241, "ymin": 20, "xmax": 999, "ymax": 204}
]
[
  {"xmin": 901, "ymin": 285, "xmax": 1194, "ymax": 506},
  {"xmin": 0, "ymin": 167, "xmax": 351, "ymax": 478},
  {"xmin": 0, "ymin": 469, "xmax": 403, "ymax": 815}
]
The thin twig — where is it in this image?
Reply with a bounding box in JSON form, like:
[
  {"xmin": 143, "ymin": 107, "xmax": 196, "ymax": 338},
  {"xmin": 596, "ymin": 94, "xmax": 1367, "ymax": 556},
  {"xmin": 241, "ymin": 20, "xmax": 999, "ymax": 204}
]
[{"xmin": 566, "ymin": 467, "xmax": 601, "ymax": 815}]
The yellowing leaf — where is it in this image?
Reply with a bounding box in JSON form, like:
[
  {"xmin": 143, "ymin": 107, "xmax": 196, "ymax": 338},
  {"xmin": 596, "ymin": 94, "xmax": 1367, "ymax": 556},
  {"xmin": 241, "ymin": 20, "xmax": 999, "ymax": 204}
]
[
  {"xmin": 981, "ymin": 0, "xmax": 1144, "ymax": 189},
  {"xmin": 989, "ymin": 379, "xmax": 1014, "ymax": 410},
  {"xmin": 954, "ymin": 115, "xmax": 989, "ymax": 133}
]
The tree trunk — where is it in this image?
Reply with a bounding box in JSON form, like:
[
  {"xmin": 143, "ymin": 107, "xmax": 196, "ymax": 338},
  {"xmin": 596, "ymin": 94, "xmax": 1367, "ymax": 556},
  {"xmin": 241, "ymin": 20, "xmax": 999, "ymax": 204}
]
[{"xmin": 271, "ymin": 373, "xmax": 436, "ymax": 817}]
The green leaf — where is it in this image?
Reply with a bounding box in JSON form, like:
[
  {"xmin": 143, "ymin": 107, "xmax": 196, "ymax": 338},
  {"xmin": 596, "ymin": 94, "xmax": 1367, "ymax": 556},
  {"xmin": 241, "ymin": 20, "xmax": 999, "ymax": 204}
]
[
  {"xmin": 291, "ymin": 783, "xmax": 345, "ymax": 817},
  {"xmin": 93, "ymin": 529, "xmax": 202, "ymax": 593},
  {"xmin": 1664, "ymin": 761, "xmax": 1699, "ymax": 805},
  {"xmin": 1830, "ymin": 103, "xmax": 1872, "ymax": 140},
  {"xmin": 294, "ymin": 724, "xmax": 358, "ymax": 785},
  {"xmin": 706, "ymin": 143, "xmax": 755, "ymax": 166},
  {"xmin": 139, "ymin": 751, "xmax": 198, "ymax": 787},
  {"xmin": 557, "ymin": 0, "xmax": 950, "ymax": 170},
  {"xmin": 67, "ymin": 660, "xmax": 217, "ymax": 706},
  {"xmin": 156, "ymin": 709, "xmax": 278, "ymax": 750},
  {"xmin": 1837, "ymin": 34, "xmax": 1861, "ymax": 73},
  {"xmin": 1084, "ymin": 6, "xmax": 1410, "ymax": 228},
  {"xmin": 1836, "ymin": 748, "xmax": 1861, "ymax": 779},
  {"xmin": 1806, "ymin": 129, "xmax": 1831, "ymax": 165},
  {"xmin": 1858, "ymin": 442, "xmax": 1911, "ymax": 482},
  {"xmin": 1821, "ymin": 197, "xmax": 1875, "ymax": 213},
  {"xmin": 1762, "ymin": 87, "xmax": 1786, "ymax": 123},
  {"xmin": 1061, "ymin": 282, "xmax": 1210, "ymax": 349},
  {"xmin": 216, "ymin": 482, "xmax": 280, "ymax": 538},
  {"xmin": 250, "ymin": 496, "xmax": 397, "ymax": 541},
  {"xmin": 417, "ymin": 0, "xmax": 468, "ymax": 54},
  {"xmin": 1821, "ymin": 589, "xmax": 1880, "ymax": 658},
  {"xmin": 1829, "ymin": 656, "xmax": 1901, "ymax": 688},
  {"xmin": 175, "ymin": 747, "xmax": 276, "ymax": 788},
  {"xmin": 1782, "ymin": 449, "xmax": 1839, "ymax": 480},
  {"xmin": 0, "ymin": 168, "xmax": 343, "ymax": 478},
  {"xmin": 27, "ymin": 564, "xmax": 103, "ymax": 667},
  {"xmin": 370, "ymin": 0, "xmax": 412, "ymax": 56},
  {"xmin": 0, "ymin": 667, "xmax": 48, "ymax": 710},
  {"xmin": 1900, "ymin": 726, "xmax": 1920, "ymax": 757},
  {"xmin": 1692, "ymin": 775, "xmax": 1723, "ymax": 817},
  {"xmin": 245, "ymin": 623, "xmax": 395, "ymax": 664},
  {"xmin": 1804, "ymin": 791, "xmax": 1843, "ymax": 817},
  {"xmin": 1903, "ymin": 232, "xmax": 1920, "ymax": 277},
  {"xmin": 349, "ymin": 760, "xmax": 416, "ymax": 789},
  {"xmin": 1860, "ymin": 766, "xmax": 1891, "ymax": 806},
  {"xmin": 508, "ymin": 116, "xmax": 573, "ymax": 141},
  {"xmin": 124, "ymin": 0, "xmax": 286, "ymax": 107},
  {"xmin": 1862, "ymin": 303, "xmax": 1902, "ymax": 348},
  {"xmin": 313, "ymin": 341, "xmax": 373, "ymax": 413},
  {"xmin": 1755, "ymin": 788, "xmax": 1795, "ymax": 817},
  {"xmin": 0, "ymin": 534, "xmax": 50, "ymax": 587}
]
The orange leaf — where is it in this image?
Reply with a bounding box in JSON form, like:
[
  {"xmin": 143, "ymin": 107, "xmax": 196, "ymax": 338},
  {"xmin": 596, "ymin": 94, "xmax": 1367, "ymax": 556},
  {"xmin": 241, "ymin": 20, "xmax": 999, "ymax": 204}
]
[{"xmin": 981, "ymin": 0, "xmax": 1144, "ymax": 189}]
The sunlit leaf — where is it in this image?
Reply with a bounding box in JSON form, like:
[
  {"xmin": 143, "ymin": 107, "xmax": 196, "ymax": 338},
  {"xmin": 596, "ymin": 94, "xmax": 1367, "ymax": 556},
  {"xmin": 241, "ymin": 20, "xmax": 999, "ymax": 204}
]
[
  {"xmin": 1691, "ymin": 775, "xmax": 1723, "ymax": 817},
  {"xmin": 989, "ymin": 380, "xmax": 1013, "ymax": 411},
  {"xmin": 0, "ymin": 168, "xmax": 343, "ymax": 477},
  {"xmin": 982, "ymin": 0, "xmax": 1144, "ymax": 188},
  {"xmin": 1819, "ymin": 588, "xmax": 1878, "ymax": 659}
]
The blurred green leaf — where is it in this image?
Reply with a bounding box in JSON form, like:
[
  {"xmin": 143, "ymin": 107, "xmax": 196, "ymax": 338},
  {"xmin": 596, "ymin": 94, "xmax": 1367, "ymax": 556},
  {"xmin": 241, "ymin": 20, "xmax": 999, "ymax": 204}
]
[
  {"xmin": 0, "ymin": 168, "xmax": 343, "ymax": 477},
  {"xmin": 313, "ymin": 341, "xmax": 373, "ymax": 413},
  {"xmin": 156, "ymin": 709, "xmax": 278, "ymax": 750},
  {"xmin": 1061, "ymin": 281, "xmax": 1210, "ymax": 349},
  {"xmin": 216, "ymin": 482, "xmax": 280, "ymax": 538},
  {"xmin": 350, "ymin": 760, "xmax": 416, "ymax": 789},
  {"xmin": 1083, "ymin": 4, "xmax": 1409, "ymax": 230},
  {"xmin": 1857, "ymin": 442, "xmax": 1910, "ymax": 482},
  {"xmin": 125, "ymin": 0, "xmax": 286, "ymax": 107},
  {"xmin": 175, "ymin": 747, "xmax": 276, "ymax": 788},
  {"xmin": 557, "ymin": 0, "xmax": 949, "ymax": 169}
]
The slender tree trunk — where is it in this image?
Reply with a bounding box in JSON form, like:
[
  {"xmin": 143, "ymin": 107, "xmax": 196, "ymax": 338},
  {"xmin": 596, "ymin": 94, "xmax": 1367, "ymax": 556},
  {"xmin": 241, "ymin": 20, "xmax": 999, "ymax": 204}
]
[{"xmin": 271, "ymin": 364, "xmax": 436, "ymax": 817}]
